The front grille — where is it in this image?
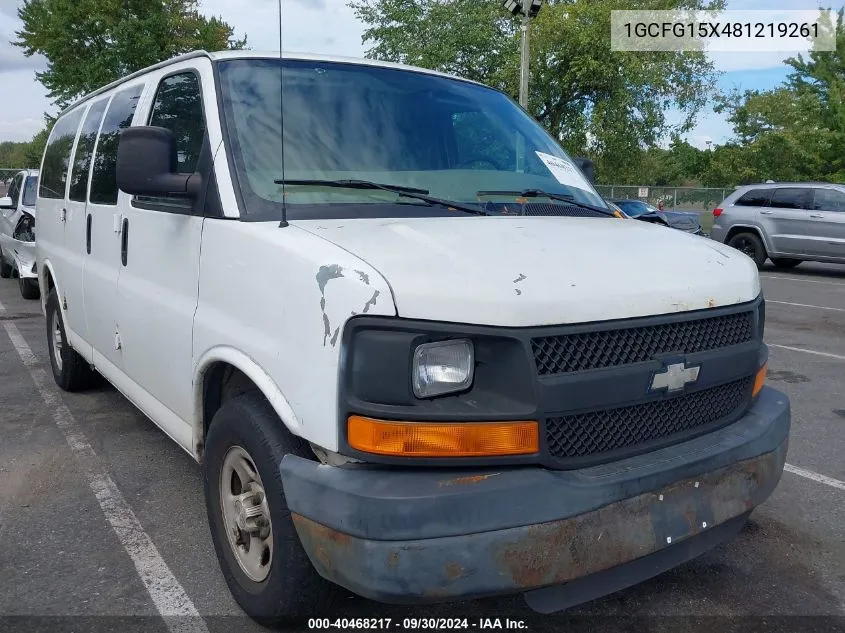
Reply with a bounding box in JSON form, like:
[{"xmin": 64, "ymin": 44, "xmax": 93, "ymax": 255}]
[
  {"xmin": 532, "ymin": 310, "xmax": 755, "ymax": 375},
  {"xmin": 546, "ymin": 376, "xmax": 753, "ymax": 461}
]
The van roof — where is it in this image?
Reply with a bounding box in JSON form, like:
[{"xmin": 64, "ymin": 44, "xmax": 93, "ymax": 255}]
[{"xmin": 59, "ymin": 50, "xmax": 488, "ymax": 117}]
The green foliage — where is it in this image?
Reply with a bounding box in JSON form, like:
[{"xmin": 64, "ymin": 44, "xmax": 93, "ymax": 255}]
[
  {"xmin": 350, "ymin": 0, "xmax": 725, "ymax": 180},
  {"xmin": 14, "ymin": 0, "xmax": 246, "ymax": 109},
  {"xmin": 695, "ymin": 9, "xmax": 845, "ymax": 186},
  {"xmin": 0, "ymin": 141, "xmax": 31, "ymax": 168}
]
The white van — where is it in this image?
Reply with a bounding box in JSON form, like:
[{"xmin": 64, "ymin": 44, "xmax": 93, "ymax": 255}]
[
  {"xmin": 36, "ymin": 50, "xmax": 790, "ymax": 621},
  {"xmin": 0, "ymin": 168, "xmax": 40, "ymax": 299}
]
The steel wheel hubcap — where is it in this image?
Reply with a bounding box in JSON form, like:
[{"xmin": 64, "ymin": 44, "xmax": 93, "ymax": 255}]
[
  {"xmin": 220, "ymin": 446, "xmax": 273, "ymax": 582},
  {"xmin": 51, "ymin": 308, "xmax": 63, "ymax": 371}
]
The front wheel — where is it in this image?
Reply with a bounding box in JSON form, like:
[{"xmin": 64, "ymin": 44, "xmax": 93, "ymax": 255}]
[
  {"xmin": 19, "ymin": 276, "xmax": 39, "ymax": 300},
  {"xmin": 203, "ymin": 392, "xmax": 340, "ymax": 624},
  {"xmin": 727, "ymin": 232, "xmax": 767, "ymax": 269},
  {"xmin": 45, "ymin": 288, "xmax": 96, "ymax": 391}
]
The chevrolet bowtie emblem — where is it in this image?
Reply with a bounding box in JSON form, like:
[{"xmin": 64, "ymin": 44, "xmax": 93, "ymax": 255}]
[{"xmin": 650, "ymin": 362, "xmax": 700, "ymax": 393}]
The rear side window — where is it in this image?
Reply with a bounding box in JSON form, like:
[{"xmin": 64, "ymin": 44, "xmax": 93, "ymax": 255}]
[
  {"xmin": 812, "ymin": 188, "xmax": 845, "ymax": 212},
  {"xmin": 69, "ymin": 99, "xmax": 109, "ymax": 203},
  {"xmin": 148, "ymin": 72, "xmax": 206, "ymax": 174},
  {"xmin": 735, "ymin": 189, "xmax": 772, "ymax": 207},
  {"xmin": 90, "ymin": 85, "xmax": 144, "ymax": 205},
  {"xmin": 770, "ymin": 187, "xmax": 812, "ymax": 209},
  {"xmin": 39, "ymin": 109, "xmax": 84, "ymax": 199},
  {"xmin": 22, "ymin": 176, "xmax": 38, "ymax": 207}
]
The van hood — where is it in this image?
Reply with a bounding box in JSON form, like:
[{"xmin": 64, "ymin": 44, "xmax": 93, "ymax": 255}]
[{"xmin": 296, "ymin": 216, "xmax": 760, "ymax": 327}]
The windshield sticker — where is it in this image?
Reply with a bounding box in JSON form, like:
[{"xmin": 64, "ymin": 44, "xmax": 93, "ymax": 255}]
[{"xmin": 535, "ymin": 151, "xmax": 592, "ymax": 192}]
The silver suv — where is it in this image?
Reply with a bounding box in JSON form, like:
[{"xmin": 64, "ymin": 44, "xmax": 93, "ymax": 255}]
[{"xmin": 711, "ymin": 182, "xmax": 845, "ymax": 269}]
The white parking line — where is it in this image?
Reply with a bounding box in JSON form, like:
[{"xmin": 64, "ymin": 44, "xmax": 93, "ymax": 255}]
[
  {"xmin": 768, "ymin": 300, "xmax": 845, "ymax": 312},
  {"xmin": 769, "ymin": 343, "xmax": 845, "ymax": 362},
  {"xmin": 785, "ymin": 464, "xmax": 845, "ymax": 492},
  {"xmin": 761, "ymin": 274, "xmax": 845, "ymax": 287},
  {"xmin": 1, "ymin": 314, "xmax": 208, "ymax": 633}
]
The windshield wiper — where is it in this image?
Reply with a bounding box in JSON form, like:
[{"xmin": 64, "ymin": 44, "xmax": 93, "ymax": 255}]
[
  {"xmin": 476, "ymin": 189, "xmax": 616, "ymax": 217},
  {"xmin": 276, "ymin": 179, "xmax": 487, "ymax": 215}
]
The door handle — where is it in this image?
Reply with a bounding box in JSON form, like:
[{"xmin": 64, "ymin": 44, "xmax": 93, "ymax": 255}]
[
  {"xmin": 760, "ymin": 210, "xmax": 774, "ymax": 215},
  {"xmin": 121, "ymin": 218, "xmax": 129, "ymax": 266},
  {"xmin": 809, "ymin": 213, "xmax": 824, "ymax": 218},
  {"xmin": 60, "ymin": 208, "xmax": 67, "ymax": 223},
  {"xmin": 86, "ymin": 214, "xmax": 92, "ymax": 254}
]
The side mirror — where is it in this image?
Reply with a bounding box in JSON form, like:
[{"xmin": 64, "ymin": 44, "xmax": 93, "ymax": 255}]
[
  {"xmin": 0, "ymin": 196, "xmax": 13, "ymax": 209},
  {"xmin": 116, "ymin": 126, "xmax": 197, "ymax": 198},
  {"xmin": 573, "ymin": 157, "xmax": 595, "ymax": 184}
]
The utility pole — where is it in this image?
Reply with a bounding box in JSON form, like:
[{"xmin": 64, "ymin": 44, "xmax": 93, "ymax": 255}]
[
  {"xmin": 503, "ymin": 0, "xmax": 544, "ymax": 109},
  {"xmin": 519, "ymin": 14, "xmax": 531, "ymax": 108}
]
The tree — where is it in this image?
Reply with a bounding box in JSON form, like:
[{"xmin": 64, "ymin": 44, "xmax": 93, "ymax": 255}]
[
  {"xmin": 14, "ymin": 0, "xmax": 247, "ymax": 109},
  {"xmin": 24, "ymin": 126, "xmax": 52, "ymax": 168},
  {"xmin": 349, "ymin": 0, "xmax": 725, "ymax": 180},
  {"xmin": 0, "ymin": 142, "xmax": 31, "ymax": 169},
  {"xmin": 710, "ymin": 9, "xmax": 845, "ymax": 184}
]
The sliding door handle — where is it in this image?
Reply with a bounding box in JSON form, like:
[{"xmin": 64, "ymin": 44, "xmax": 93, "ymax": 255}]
[{"xmin": 86, "ymin": 214, "xmax": 92, "ymax": 254}]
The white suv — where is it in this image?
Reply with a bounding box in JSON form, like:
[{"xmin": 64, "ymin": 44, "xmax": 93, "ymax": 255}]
[{"xmin": 36, "ymin": 50, "xmax": 789, "ymax": 621}]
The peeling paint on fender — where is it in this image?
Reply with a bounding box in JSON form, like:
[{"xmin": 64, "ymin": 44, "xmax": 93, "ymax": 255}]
[{"xmin": 316, "ymin": 264, "xmax": 345, "ymax": 347}]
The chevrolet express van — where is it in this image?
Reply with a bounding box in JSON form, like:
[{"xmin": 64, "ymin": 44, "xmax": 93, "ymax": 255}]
[{"xmin": 36, "ymin": 50, "xmax": 790, "ymax": 621}]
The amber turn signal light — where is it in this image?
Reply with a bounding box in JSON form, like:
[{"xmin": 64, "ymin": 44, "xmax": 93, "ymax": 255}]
[
  {"xmin": 752, "ymin": 363, "xmax": 767, "ymax": 398},
  {"xmin": 347, "ymin": 416, "xmax": 539, "ymax": 458}
]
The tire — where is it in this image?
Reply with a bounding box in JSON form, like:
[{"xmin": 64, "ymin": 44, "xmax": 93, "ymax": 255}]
[
  {"xmin": 19, "ymin": 276, "xmax": 39, "ymax": 300},
  {"xmin": 727, "ymin": 231, "xmax": 767, "ymax": 269},
  {"xmin": 0, "ymin": 251, "xmax": 11, "ymax": 279},
  {"xmin": 203, "ymin": 391, "xmax": 340, "ymax": 624},
  {"xmin": 771, "ymin": 257, "xmax": 801, "ymax": 269},
  {"xmin": 45, "ymin": 288, "xmax": 97, "ymax": 391}
]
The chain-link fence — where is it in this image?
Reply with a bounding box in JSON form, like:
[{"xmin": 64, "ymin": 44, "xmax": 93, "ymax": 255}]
[
  {"xmin": 595, "ymin": 185, "xmax": 733, "ymax": 213},
  {"xmin": 0, "ymin": 168, "xmax": 26, "ymax": 196}
]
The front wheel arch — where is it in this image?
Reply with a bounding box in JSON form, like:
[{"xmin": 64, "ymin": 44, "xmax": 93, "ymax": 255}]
[
  {"xmin": 726, "ymin": 229, "xmax": 768, "ymax": 268},
  {"xmin": 194, "ymin": 348, "xmax": 304, "ymax": 461}
]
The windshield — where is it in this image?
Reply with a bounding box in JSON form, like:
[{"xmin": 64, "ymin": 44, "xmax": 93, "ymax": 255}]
[
  {"xmin": 22, "ymin": 176, "xmax": 38, "ymax": 207},
  {"xmin": 615, "ymin": 200, "xmax": 659, "ymax": 218},
  {"xmin": 217, "ymin": 58, "xmax": 608, "ymax": 220}
]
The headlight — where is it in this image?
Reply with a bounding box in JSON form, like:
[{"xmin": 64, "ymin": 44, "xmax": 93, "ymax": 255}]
[{"xmin": 412, "ymin": 339, "xmax": 474, "ymax": 398}]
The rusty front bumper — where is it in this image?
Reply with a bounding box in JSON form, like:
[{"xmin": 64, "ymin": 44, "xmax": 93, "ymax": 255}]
[{"xmin": 280, "ymin": 387, "xmax": 790, "ymax": 609}]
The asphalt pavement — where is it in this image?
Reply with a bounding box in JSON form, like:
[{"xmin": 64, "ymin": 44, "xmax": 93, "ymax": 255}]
[{"xmin": 1, "ymin": 261, "xmax": 844, "ymax": 633}]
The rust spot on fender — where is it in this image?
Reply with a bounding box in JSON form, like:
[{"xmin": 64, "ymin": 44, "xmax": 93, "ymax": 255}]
[
  {"xmin": 438, "ymin": 473, "xmax": 500, "ymax": 487},
  {"xmin": 707, "ymin": 298, "xmax": 717, "ymax": 308},
  {"xmin": 387, "ymin": 551, "xmax": 400, "ymax": 568}
]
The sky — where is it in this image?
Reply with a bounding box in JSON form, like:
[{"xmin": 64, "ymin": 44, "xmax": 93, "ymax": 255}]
[{"xmin": 0, "ymin": 0, "xmax": 839, "ymax": 150}]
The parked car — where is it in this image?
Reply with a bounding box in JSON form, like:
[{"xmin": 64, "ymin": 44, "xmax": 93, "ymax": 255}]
[
  {"xmin": 36, "ymin": 50, "xmax": 787, "ymax": 621},
  {"xmin": 611, "ymin": 198, "xmax": 704, "ymax": 235},
  {"xmin": 0, "ymin": 168, "xmax": 40, "ymax": 299},
  {"xmin": 711, "ymin": 182, "xmax": 845, "ymax": 269}
]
